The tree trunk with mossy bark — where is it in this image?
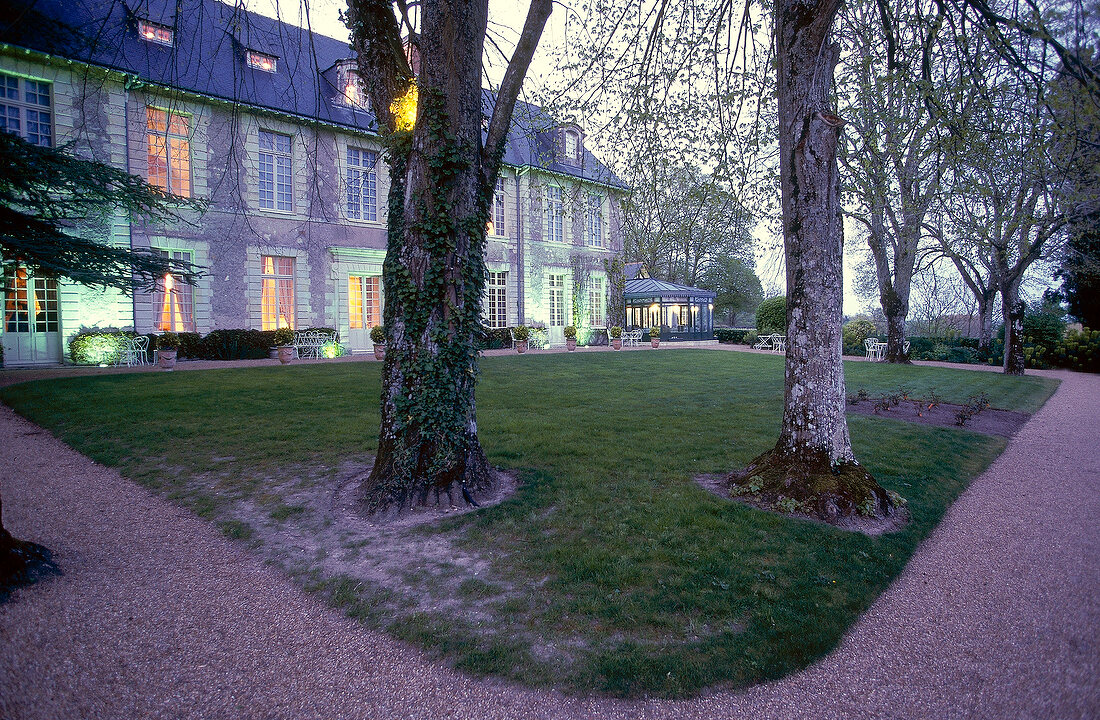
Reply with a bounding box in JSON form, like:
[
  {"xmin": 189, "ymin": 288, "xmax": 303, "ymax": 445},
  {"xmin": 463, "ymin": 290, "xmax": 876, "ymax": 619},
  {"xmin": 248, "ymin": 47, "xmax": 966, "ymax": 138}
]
[
  {"xmin": 730, "ymin": 0, "xmax": 903, "ymax": 528},
  {"xmin": 347, "ymin": 0, "xmax": 551, "ymax": 513}
]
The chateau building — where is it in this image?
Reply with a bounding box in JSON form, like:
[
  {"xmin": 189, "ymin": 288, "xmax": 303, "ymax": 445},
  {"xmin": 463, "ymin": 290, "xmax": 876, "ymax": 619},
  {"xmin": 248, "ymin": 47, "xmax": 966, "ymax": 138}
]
[{"xmin": 0, "ymin": 0, "xmax": 627, "ymax": 364}]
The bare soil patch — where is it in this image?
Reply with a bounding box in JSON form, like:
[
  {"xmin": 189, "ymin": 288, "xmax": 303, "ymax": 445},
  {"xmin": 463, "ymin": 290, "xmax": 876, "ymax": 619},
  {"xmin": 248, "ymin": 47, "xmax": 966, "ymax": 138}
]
[{"xmin": 846, "ymin": 400, "xmax": 1029, "ymax": 437}]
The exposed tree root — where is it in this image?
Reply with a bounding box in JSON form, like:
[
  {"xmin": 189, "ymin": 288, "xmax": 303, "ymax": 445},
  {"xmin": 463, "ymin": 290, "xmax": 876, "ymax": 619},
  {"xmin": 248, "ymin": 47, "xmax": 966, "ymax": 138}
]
[
  {"xmin": 728, "ymin": 448, "xmax": 908, "ymax": 533},
  {"xmin": 0, "ymin": 530, "xmax": 60, "ymax": 603}
]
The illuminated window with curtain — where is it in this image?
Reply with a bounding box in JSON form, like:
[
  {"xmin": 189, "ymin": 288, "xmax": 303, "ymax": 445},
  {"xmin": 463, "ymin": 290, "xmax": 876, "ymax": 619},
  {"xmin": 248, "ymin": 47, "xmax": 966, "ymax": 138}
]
[
  {"xmin": 261, "ymin": 256, "xmax": 295, "ymax": 329},
  {"xmin": 485, "ymin": 271, "xmax": 507, "ymax": 328},
  {"xmin": 153, "ymin": 249, "xmax": 195, "ymax": 332},
  {"xmin": 0, "ymin": 73, "xmax": 52, "ymax": 147},
  {"xmin": 488, "ymin": 177, "xmax": 505, "ymax": 236},
  {"xmin": 146, "ymin": 107, "xmax": 191, "ymax": 197},
  {"xmin": 544, "ymin": 186, "xmax": 563, "ymax": 243},
  {"xmin": 346, "ymin": 148, "xmax": 377, "ymax": 221},
  {"xmin": 588, "ymin": 276, "xmax": 605, "ymax": 327},
  {"xmin": 586, "ymin": 193, "xmax": 603, "ymax": 247},
  {"xmin": 258, "ymin": 130, "xmax": 293, "ymax": 211},
  {"xmin": 348, "ymin": 275, "xmax": 382, "ymax": 329}
]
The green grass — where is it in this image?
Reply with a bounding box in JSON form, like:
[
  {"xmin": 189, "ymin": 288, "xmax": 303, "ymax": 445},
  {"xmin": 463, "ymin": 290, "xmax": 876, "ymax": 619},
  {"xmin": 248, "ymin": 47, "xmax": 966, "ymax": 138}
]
[{"xmin": 0, "ymin": 350, "xmax": 1059, "ymax": 697}]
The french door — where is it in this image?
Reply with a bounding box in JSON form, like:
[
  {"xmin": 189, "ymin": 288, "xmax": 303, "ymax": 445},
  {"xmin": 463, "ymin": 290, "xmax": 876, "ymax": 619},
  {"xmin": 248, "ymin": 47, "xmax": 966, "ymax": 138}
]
[{"xmin": 3, "ymin": 268, "xmax": 61, "ymax": 365}]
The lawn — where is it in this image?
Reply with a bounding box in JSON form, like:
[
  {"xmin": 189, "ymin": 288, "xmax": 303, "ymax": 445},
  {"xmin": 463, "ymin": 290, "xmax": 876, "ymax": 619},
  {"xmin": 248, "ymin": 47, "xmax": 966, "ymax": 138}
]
[{"xmin": 0, "ymin": 350, "xmax": 1059, "ymax": 697}]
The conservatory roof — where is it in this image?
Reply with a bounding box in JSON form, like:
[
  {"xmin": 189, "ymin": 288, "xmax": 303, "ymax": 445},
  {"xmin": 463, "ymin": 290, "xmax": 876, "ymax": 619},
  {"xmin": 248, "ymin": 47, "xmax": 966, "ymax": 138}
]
[{"xmin": 623, "ymin": 278, "xmax": 715, "ymax": 300}]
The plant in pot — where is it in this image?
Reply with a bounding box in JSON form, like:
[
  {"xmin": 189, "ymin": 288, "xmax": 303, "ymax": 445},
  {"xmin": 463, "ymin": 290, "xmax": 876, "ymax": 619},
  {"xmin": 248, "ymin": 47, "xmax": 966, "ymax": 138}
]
[
  {"xmin": 370, "ymin": 325, "xmax": 386, "ymax": 360},
  {"xmin": 273, "ymin": 327, "xmax": 296, "ymax": 364},
  {"xmin": 512, "ymin": 325, "xmax": 530, "ymax": 353},
  {"xmin": 608, "ymin": 325, "xmax": 623, "ymax": 350},
  {"xmin": 564, "ymin": 325, "xmax": 578, "ymax": 351},
  {"xmin": 649, "ymin": 325, "xmax": 661, "ymax": 348},
  {"xmin": 157, "ymin": 331, "xmax": 180, "ymax": 370}
]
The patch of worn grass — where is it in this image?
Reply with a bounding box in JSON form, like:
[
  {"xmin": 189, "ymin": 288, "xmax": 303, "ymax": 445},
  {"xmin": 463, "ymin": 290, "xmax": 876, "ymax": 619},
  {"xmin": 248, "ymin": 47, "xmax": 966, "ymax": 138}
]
[{"xmin": 0, "ymin": 350, "xmax": 1058, "ymax": 697}]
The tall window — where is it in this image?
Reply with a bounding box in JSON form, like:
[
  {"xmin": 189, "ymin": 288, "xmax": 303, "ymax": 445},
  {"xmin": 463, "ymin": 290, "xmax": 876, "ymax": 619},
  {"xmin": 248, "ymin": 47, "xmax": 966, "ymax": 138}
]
[
  {"xmin": 485, "ymin": 271, "xmax": 507, "ymax": 328},
  {"xmin": 588, "ymin": 276, "xmax": 605, "ymax": 327},
  {"xmin": 346, "ymin": 148, "xmax": 377, "ymax": 221},
  {"xmin": 548, "ymin": 273, "xmax": 566, "ymax": 326},
  {"xmin": 488, "ymin": 177, "xmax": 506, "ymax": 236},
  {"xmin": 586, "ymin": 193, "xmax": 603, "ymax": 247},
  {"xmin": 153, "ymin": 249, "xmax": 195, "ymax": 332},
  {"xmin": 258, "ymin": 130, "xmax": 292, "ymax": 211},
  {"xmin": 564, "ymin": 129, "xmax": 580, "ymax": 162},
  {"xmin": 146, "ymin": 107, "xmax": 191, "ymax": 197},
  {"xmin": 544, "ymin": 186, "xmax": 563, "ymax": 243},
  {"xmin": 1, "ymin": 73, "xmax": 52, "ymax": 147},
  {"xmin": 261, "ymin": 256, "xmax": 295, "ymax": 329},
  {"xmin": 348, "ymin": 275, "xmax": 381, "ymax": 329},
  {"xmin": 4, "ymin": 268, "xmax": 57, "ymax": 334}
]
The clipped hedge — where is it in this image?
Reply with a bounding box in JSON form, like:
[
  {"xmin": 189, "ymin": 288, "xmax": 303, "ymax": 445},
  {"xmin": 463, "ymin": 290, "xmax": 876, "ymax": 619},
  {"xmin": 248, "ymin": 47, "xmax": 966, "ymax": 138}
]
[
  {"xmin": 715, "ymin": 328, "xmax": 753, "ymax": 344},
  {"xmin": 755, "ymin": 296, "xmax": 786, "ymax": 334},
  {"xmin": 201, "ymin": 329, "xmax": 278, "ymax": 360}
]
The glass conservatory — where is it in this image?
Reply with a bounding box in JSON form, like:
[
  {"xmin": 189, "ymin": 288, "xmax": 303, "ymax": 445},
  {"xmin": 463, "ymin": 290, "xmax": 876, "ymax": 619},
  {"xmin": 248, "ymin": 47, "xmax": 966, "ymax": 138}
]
[{"xmin": 623, "ymin": 277, "xmax": 715, "ymax": 341}]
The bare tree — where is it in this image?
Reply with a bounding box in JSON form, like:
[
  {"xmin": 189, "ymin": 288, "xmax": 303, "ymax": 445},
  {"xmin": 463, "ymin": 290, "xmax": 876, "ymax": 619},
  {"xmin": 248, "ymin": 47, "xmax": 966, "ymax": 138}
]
[{"xmin": 346, "ymin": 0, "xmax": 551, "ymax": 512}]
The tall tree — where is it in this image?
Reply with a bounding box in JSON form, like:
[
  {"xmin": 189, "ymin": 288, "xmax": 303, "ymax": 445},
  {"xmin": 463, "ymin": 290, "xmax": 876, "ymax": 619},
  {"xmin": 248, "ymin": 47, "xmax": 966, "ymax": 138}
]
[{"xmin": 346, "ymin": 0, "xmax": 551, "ymax": 512}]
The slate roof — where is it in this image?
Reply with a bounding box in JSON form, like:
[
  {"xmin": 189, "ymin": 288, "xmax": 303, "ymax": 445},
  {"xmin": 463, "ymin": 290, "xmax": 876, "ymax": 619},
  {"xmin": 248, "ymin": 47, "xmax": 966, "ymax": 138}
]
[
  {"xmin": 624, "ymin": 277, "xmax": 715, "ymax": 300},
  {"xmin": 0, "ymin": 0, "xmax": 627, "ymax": 189}
]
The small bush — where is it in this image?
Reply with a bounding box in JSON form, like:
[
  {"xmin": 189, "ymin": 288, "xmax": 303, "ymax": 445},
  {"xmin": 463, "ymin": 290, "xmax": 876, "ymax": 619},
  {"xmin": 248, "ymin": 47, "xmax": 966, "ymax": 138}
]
[
  {"xmin": 755, "ymin": 296, "xmax": 786, "ymax": 334},
  {"xmin": 744, "ymin": 330, "xmax": 758, "ymax": 347},
  {"xmin": 946, "ymin": 346, "xmax": 977, "ymax": 364},
  {"xmin": 479, "ymin": 327, "xmax": 512, "ymax": 350},
  {"xmin": 68, "ymin": 328, "xmax": 130, "ymax": 365},
  {"xmin": 176, "ymin": 332, "xmax": 203, "ymax": 358},
  {"xmin": 842, "ymin": 319, "xmax": 877, "ymax": 355},
  {"xmin": 201, "ymin": 329, "xmax": 277, "ymax": 360},
  {"xmin": 715, "ymin": 328, "xmax": 752, "ymax": 344},
  {"xmin": 370, "ymin": 326, "xmax": 386, "ymax": 344}
]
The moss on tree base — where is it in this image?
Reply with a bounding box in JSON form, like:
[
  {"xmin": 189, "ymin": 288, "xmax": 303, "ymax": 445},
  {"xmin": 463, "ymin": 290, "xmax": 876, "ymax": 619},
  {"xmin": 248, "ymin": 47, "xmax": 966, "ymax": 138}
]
[{"xmin": 728, "ymin": 448, "xmax": 908, "ymax": 533}]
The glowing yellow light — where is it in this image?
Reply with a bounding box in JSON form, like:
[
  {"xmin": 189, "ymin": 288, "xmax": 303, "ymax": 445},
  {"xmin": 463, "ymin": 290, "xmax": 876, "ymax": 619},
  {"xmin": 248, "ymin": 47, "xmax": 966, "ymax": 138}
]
[{"xmin": 391, "ymin": 82, "xmax": 418, "ymax": 131}]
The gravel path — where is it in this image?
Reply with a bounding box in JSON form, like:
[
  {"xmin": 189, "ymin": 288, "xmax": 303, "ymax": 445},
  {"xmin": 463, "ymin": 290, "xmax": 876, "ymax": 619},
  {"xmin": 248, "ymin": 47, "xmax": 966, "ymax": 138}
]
[{"xmin": 1, "ymin": 364, "xmax": 1096, "ymax": 719}]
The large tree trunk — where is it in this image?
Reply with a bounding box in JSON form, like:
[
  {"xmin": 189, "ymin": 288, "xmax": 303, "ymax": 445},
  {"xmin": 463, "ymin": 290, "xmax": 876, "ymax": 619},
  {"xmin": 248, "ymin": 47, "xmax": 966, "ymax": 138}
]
[
  {"xmin": 1001, "ymin": 279, "xmax": 1027, "ymax": 375},
  {"xmin": 731, "ymin": 0, "xmax": 902, "ymax": 527},
  {"xmin": 977, "ymin": 291, "xmax": 995, "ymax": 351}
]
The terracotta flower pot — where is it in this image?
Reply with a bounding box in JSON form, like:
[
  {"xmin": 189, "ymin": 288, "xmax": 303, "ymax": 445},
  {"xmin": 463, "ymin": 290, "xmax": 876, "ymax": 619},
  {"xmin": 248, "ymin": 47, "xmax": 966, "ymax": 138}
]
[
  {"xmin": 277, "ymin": 346, "xmax": 295, "ymax": 365},
  {"xmin": 566, "ymin": 338, "xmax": 577, "ymax": 351},
  {"xmin": 373, "ymin": 344, "xmax": 386, "ymax": 361},
  {"xmin": 612, "ymin": 338, "xmax": 622, "ymax": 350},
  {"xmin": 516, "ymin": 340, "xmax": 528, "ymax": 354},
  {"xmin": 158, "ymin": 349, "xmax": 177, "ymax": 371},
  {"xmin": 651, "ymin": 338, "xmax": 660, "ymax": 348}
]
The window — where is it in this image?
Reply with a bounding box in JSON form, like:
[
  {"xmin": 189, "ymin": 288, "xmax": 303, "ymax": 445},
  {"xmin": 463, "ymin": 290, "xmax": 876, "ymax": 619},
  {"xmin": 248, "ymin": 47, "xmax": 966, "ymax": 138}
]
[
  {"xmin": 588, "ymin": 276, "xmax": 605, "ymax": 327},
  {"xmin": 486, "ymin": 271, "xmax": 507, "ymax": 328},
  {"xmin": 564, "ymin": 129, "xmax": 580, "ymax": 162},
  {"xmin": 138, "ymin": 19, "xmax": 174, "ymax": 46},
  {"xmin": 346, "ymin": 148, "xmax": 377, "ymax": 221},
  {"xmin": 153, "ymin": 249, "xmax": 195, "ymax": 332},
  {"xmin": 548, "ymin": 273, "xmax": 566, "ymax": 327},
  {"xmin": 247, "ymin": 50, "xmax": 277, "ymax": 73},
  {"xmin": 544, "ymin": 185, "xmax": 563, "ymax": 243},
  {"xmin": 1, "ymin": 73, "xmax": 52, "ymax": 147},
  {"xmin": 258, "ymin": 130, "xmax": 293, "ymax": 211},
  {"xmin": 3, "ymin": 268, "xmax": 57, "ymax": 334},
  {"xmin": 586, "ymin": 193, "xmax": 603, "ymax": 247},
  {"xmin": 348, "ymin": 275, "xmax": 381, "ymax": 330},
  {"xmin": 261, "ymin": 256, "xmax": 295, "ymax": 329},
  {"xmin": 488, "ymin": 177, "xmax": 505, "ymax": 236},
  {"xmin": 146, "ymin": 107, "xmax": 191, "ymax": 197}
]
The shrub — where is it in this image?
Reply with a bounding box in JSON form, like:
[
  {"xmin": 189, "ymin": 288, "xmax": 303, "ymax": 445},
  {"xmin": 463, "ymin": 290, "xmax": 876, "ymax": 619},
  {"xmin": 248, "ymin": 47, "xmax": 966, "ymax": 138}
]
[
  {"xmin": 946, "ymin": 346, "xmax": 977, "ymax": 364},
  {"xmin": 755, "ymin": 296, "xmax": 786, "ymax": 334},
  {"xmin": 68, "ymin": 328, "xmax": 129, "ymax": 365},
  {"xmin": 564, "ymin": 325, "xmax": 578, "ymax": 339},
  {"xmin": 158, "ymin": 332, "xmax": 181, "ymax": 350},
  {"xmin": 715, "ymin": 328, "xmax": 752, "ymax": 344},
  {"xmin": 201, "ymin": 329, "xmax": 277, "ymax": 360},
  {"xmin": 842, "ymin": 319, "xmax": 877, "ymax": 355},
  {"xmin": 370, "ymin": 326, "xmax": 385, "ymax": 344},
  {"xmin": 511, "ymin": 325, "xmax": 529, "ymax": 341},
  {"xmin": 608, "ymin": 326, "xmax": 623, "ymax": 339},
  {"xmin": 649, "ymin": 325, "xmax": 660, "ymax": 338},
  {"xmin": 479, "ymin": 327, "xmax": 512, "ymax": 349},
  {"xmin": 176, "ymin": 332, "xmax": 203, "ymax": 358},
  {"xmin": 744, "ymin": 330, "xmax": 758, "ymax": 347},
  {"xmin": 273, "ymin": 327, "xmax": 295, "ymax": 346}
]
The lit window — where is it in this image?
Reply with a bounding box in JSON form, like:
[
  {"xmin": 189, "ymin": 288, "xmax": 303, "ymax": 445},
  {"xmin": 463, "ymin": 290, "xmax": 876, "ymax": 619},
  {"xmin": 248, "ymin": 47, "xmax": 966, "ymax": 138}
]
[
  {"xmin": 247, "ymin": 50, "xmax": 277, "ymax": 73},
  {"xmin": 586, "ymin": 193, "xmax": 603, "ymax": 247},
  {"xmin": 348, "ymin": 275, "xmax": 382, "ymax": 330},
  {"xmin": 544, "ymin": 186, "xmax": 563, "ymax": 243},
  {"xmin": 153, "ymin": 249, "xmax": 195, "ymax": 332},
  {"xmin": 488, "ymin": 177, "xmax": 505, "ymax": 236},
  {"xmin": 261, "ymin": 256, "xmax": 295, "ymax": 330},
  {"xmin": 485, "ymin": 272, "xmax": 507, "ymax": 328},
  {"xmin": 346, "ymin": 148, "xmax": 377, "ymax": 221},
  {"xmin": 258, "ymin": 130, "xmax": 293, "ymax": 211},
  {"xmin": 146, "ymin": 107, "xmax": 191, "ymax": 197},
  {"xmin": 548, "ymin": 273, "xmax": 566, "ymax": 327},
  {"xmin": 3, "ymin": 267, "xmax": 58, "ymax": 334},
  {"xmin": 0, "ymin": 73, "xmax": 52, "ymax": 147},
  {"xmin": 588, "ymin": 276, "xmax": 605, "ymax": 327},
  {"xmin": 138, "ymin": 20, "xmax": 174, "ymax": 46}
]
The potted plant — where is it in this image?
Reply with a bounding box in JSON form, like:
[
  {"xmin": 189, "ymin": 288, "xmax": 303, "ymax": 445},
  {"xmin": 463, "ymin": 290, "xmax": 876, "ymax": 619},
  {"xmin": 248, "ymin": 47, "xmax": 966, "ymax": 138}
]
[
  {"xmin": 608, "ymin": 325, "xmax": 623, "ymax": 350},
  {"xmin": 512, "ymin": 325, "xmax": 529, "ymax": 353},
  {"xmin": 157, "ymin": 331, "xmax": 180, "ymax": 370},
  {"xmin": 649, "ymin": 325, "xmax": 661, "ymax": 348},
  {"xmin": 564, "ymin": 325, "xmax": 578, "ymax": 351},
  {"xmin": 273, "ymin": 327, "xmax": 296, "ymax": 364},
  {"xmin": 370, "ymin": 325, "xmax": 386, "ymax": 360}
]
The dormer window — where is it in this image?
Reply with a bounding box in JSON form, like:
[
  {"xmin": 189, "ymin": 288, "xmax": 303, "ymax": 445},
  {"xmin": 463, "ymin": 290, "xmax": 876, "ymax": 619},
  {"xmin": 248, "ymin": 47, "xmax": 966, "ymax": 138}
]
[
  {"xmin": 247, "ymin": 50, "xmax": 277, "ymax": 73},
  {"xmin": 562, "ymin": 127, "xmax": 583, "ymax": 164},
  {"xmin": 333, "ymin": 60, "xmax": 369, "ymax": 109},
  {"xmin": 138, "ymin": 19, "xmax": 173, "ymax": 46}
]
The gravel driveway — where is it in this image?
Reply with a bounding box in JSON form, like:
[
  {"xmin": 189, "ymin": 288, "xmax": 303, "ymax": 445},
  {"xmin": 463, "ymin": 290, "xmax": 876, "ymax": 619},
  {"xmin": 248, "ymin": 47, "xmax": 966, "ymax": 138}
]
[{"xmin": 0, "ymin": 364, "xmax": 1096, "ymax": 719}]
